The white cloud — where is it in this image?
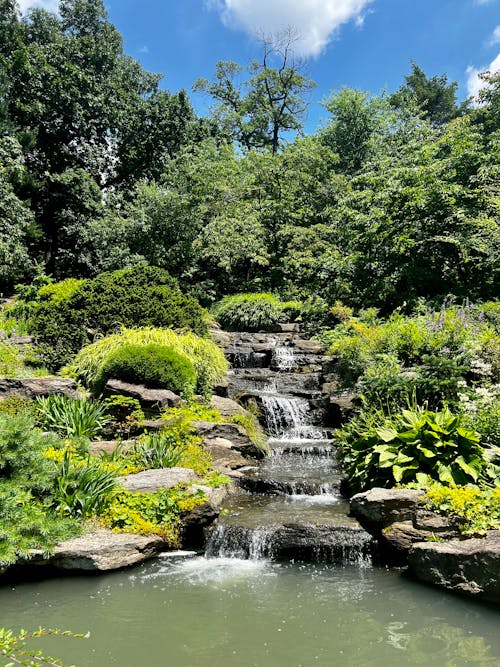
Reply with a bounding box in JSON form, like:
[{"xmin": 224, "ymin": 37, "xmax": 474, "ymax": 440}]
[
  {"xmin": 18, "ymin": 0, "xmax": 59, "ymax": 13},
  {"xmin": 489, "ymin": 25, "xmax": 500, "ymax": 44},
  {"xmin": 207, "ymin": 0, "xmax": 373, "ymax": 57},
  {"xmin": 466, "ymin": 52, "xmax": 500, "ymax": 101}
]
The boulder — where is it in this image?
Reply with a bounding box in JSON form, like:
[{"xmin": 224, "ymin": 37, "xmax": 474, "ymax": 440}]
[
  {"xmin": 193, "ymin": 421, "xmax": 265, "ymax": 459},
  {"xmin": 204, "ymin": 438, "xmax": 249, "ymax": 469},
  {"xmin": 181, "ymin": 483, "xmax": 231, "ymax": 549},
  {"xmin": 381, "ymin": 515, "xmax": 460, "ymax": 564},
  {"xmin": 408, "ymin": 531, "xmax": 500, "ymax": 603},
  {"xmin": 30, "ymin": 529, "xmax": 165, "ymax": 571},
  {"xmin": 210, "ymin": 395, "xmax": 249, "ymax": 418},
  {"xmin": 120, "ymin": 467, "xmax": 197, "ymax": 493},
  {"xmin": 0, "ymin": 377, "xmax": 79, "ymax": 400},
  {"xmin": 103, "ymin": 380, "xmax": 182, "ymax": 411},
  {"xmin": 294, "ymin": 340, "xmax": 326, "ymax": 354},
  {"xmin": 350, "ymin": 488, "xmax": 425, "ymax": 530},
  {"xmin": 278, "ymin": 323, "xmax": 300, "ymax": 333}
]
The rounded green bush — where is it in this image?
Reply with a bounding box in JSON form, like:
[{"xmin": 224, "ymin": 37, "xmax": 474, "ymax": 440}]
[
  {"xmin": 29, "ymin": 266, "xmax": 208, "ymax": 370},
  {"xmin": 63, "ymin": 327, "xmax": 228, "ymax": 399},
  {"xmin": 212, "ymin": 293, "xmax": 284, "ymax": 332},
  {"xmin": 94, "ymin": 343, "xmax": 196, "ymax": 397}
]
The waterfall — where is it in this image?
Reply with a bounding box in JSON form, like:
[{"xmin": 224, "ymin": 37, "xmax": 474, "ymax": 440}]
[
  {"xmin": 273, "ymin": 345, "xmax": 296, "ymax": 371},
  {"xmin": 260, "ymin": 394, "xmax": 324, "ymax": 441},
  {"xmin": 205, "ymin": 329, "xmax": 375, "ymax": 567}
]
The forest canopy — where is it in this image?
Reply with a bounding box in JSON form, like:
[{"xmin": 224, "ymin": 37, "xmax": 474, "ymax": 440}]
[{"xmin": 0, "ymin": 0, "xmax": 498, "ymax": 311}]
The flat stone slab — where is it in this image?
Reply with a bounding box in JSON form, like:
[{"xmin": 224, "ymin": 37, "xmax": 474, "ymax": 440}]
[
  {"xmin": 409, "ymin": 531, "xmax": 500, "ymax": 603},
  {"xmin": 350, "ymin": 488, "xmax": 425, "ymax": 529},
  {"xmin": 210, "ymin": 395, "xmax": 249, "ymax": 417},
  {"xmin": 31, "ymin": 529, "xmax": 165, "ymax": 571},
  {"xmin": 0, "ymin": 377, "xmax": 79, "ymax": 399},
  {"xmin": 104, "ymin": 380, "xmax": 182, "ymax": 410},
  {"xmin": 120, "ymin": 468, "xmax": 197, "ymax": 493}
]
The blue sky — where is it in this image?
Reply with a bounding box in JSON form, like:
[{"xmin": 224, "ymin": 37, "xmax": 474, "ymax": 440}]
[{"xmin": 21, "ymin": 0, "xmax": 500, "ymax": 132}]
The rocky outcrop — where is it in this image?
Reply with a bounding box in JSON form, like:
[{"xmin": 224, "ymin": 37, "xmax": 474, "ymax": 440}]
[
  {"xmin": 408, "ymin": 532, "xmax": 500, "ymax": 604},
  {"xmin": 204, "ymin": 437, "xmax": 249, "ymax": 469},
  {"xmin": 350, "ymin": 488, "xmax": 425, "ymax": 530},
  {"xmin": 0, "ymin": 377, "xmax": 79, "ymax": 400},
  {"xmin": 103, "ymin": 380, "xmax": 182, "ymax": 411},
  {"xmin": 30, "ymin": 530, "xmax": 165, "ymax": 572},
  {"xmin": 120, "ymin": 468, "xmax": 197, "ymax": 493},
  {"xmin": 210, "ymin": 395, "xmax": 250, "ymax": 418},
  {"xmin": 193, "ymin": 421, "xmax": 265, "ymax": 459}
]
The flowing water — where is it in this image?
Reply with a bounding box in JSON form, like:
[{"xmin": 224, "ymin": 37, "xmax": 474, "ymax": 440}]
[{"xmin": 1, "ymin": 333, "xmax": 499, "ymax": 666}]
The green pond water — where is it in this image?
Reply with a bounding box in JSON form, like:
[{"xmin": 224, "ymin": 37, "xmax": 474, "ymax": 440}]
[{"xmin": 1, "ymin": 557, "xmax": 499, "ymax": 667}]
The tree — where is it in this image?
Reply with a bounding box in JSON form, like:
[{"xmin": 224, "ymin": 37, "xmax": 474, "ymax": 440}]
[
  {"xmin": 0, "ymin": 136, "xmax": 33, "ymax": 290},
  {"xmin": 320, "ymin": 88, "xmax": 388, "ymax": 174},
  {"xmin": 390, "ymin": 62, "xmax": 469, "ymax": 127},
  {"xmin": 194, "ymin": 30, "xmax": 315, "ymax": 153}
]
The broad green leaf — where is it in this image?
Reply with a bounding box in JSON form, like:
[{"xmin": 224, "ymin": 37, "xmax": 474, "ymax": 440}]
[{"xmin": 376, "ymin": 427, "xmax": 397, "ymax": 442}]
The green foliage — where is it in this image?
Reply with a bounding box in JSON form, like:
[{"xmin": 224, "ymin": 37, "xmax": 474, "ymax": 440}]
[
  {"xmin": 458, "ymin": 384, "xmax": 500, "ymax": 449},
  {"xmin": 35, "ymin": 395, "xmax": 108, "ymax": 439},
  {"xmin": 337, "ymin": 405, "xmax": 489, "ymax": 494},
  {"xmin": 54, "ymin": 451, "xmax": 118, "ymax": 518},
  {"xmin": 0, "ymin": 414, "xmax": 80, "ymax": 566},
  {"xmin": 64, "ymin": 327, "xmax": 228, "ymax": 399},
  {"xmin": 0, "ymin": 627, "xmax": 86, "ymax": 667},
  {"xmin": 129, "ymin": 431, "xmax": 185, "ymax": 470},
  {"xmin": 94, "ymin": 343, "xmax": 196, "ymax": 398},
  {"xmin": 0, "ymin": 394, "xmax": 34, "ymax": 417},
  {"xmin": 212, "ymin": 293, "xmax": 286, "ymax": 332},
  {"xmin": 0, "ymin": 413, "xmax": 58, "ymax": 491},
  {"xmin": 102, "ymin": 394, "xmax": 145, "ymax": 437},
  {"xmin": 326, "ymin": 304, "xmax": 500, "ymax": 409},
  {"xmin": 163, "ymin": 403, "xmax": 225, "ymax": 425},
  {"xmin": 230, "ymin": 413, "xmax": 269, "ymax": 455},
  {"xmin": 0, "ymin": 340, "xmax": 24, "ymax": 376},
  {"xmin": 424, "ymin": 485, "xmax": 500, "ymax": 535},
  {"xmin": 29, "ymin": 266, "xmax": 208, "ymax": 369},
  {"xmin": 100, "ymin": 487, "xmax": 206, "ymax": 543},
  {"xmin": 390, "ymin": 63, "xmax": 468, "ymax": 127}
]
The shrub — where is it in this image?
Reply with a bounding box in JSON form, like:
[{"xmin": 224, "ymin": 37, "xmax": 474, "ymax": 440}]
[
  {"xmin": 0, "ymin": 341, "xmax": 24, "ymax": 377},
  {"xmin": 29, "ymin": 266, "xmax": 208, "ymax": 369},
  {"xmin": 64, "ymin": 327, "xmax": 228, "ymax": 398},
  {"xmin": 35, "ymin": 395, "xmax": 108, "ymax": 439},
  {"xmin": 212, "ymin": 293, "xmax": 285, "ymax": 332},
  {"xmin": 0, "ymin": 414, "xmax": 80, "ymax": 566},
  {"xmin": 0, "ymin": 413, "xmax": 59, "ymax": 492},
  {"xmin": 94, "ymin": 343, "xmax": 196, "ymax": 398},
  {"xmin": 424, "ymin": 484, "xmax": 500, "ymax": 535},
  {"xmin": 0, "ymin": 394, "xmax": 34, "ymax": 416},
  {"xmin": 326, "ymin": 304, "xmax": 500, "ymax": 409},
  {"xmin": 337, "ymin": 405, "xmax": 490, "ymax": 494}
]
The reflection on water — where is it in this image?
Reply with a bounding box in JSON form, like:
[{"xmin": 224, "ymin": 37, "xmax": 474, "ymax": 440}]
[{"xmin": 1, "ymin": 559, "xmax": 499, "ymax": 667}]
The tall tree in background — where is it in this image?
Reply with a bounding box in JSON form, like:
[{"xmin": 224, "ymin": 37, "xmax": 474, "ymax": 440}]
[
  {"xmin": 194, "ymin": 30, "xmax": 315, "ymax": 153},
  {"xmin": 390, "ymin": 62, "xmax": 469, "ymax": 127}
]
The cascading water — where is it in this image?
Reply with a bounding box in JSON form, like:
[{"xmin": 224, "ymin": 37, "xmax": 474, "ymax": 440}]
[{"xmin": 205, "ymin": 328, "xmax": 375, "ymax": 565}]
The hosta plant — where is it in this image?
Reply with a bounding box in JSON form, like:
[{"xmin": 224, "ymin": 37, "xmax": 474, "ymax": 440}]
[{"xmin": 337, "ymin": 406, "xmax": 489, "ymax": 493}]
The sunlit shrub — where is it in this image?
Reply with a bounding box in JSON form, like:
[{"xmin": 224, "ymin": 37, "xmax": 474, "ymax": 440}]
[
  {"xmin": 212, "ymin": 293, "xmax": 284, "ymax": 332},
  {"xmin": 424, "ymin": 484, "xmax": 500, "ymax": 535},
  {"xmin": 29, "ymin": 266, "xmax": 208, "ymax": 369},
  {"xmin": 64, "ymin": 327, "xmax": 228, "ymax": 399},
  {"xmin": 337, "ymin": 405, "xmax": 490, "ymax": 493},
  {"xmin": 94, "ymin": 343, "xmax": 196, "ymax": 398}
]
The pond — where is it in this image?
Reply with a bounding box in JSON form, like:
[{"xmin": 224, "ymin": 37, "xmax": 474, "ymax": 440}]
[{"xmin": 2, "ymin": 556, "xmax": 499, "ymax": 667}]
